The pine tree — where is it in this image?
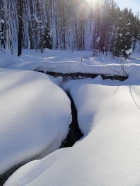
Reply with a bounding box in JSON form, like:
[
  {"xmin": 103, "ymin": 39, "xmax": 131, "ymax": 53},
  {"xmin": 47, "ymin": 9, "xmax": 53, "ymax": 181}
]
[
  {"xmin": 42, "ymin": 22, "xmax": 52, "ymax": 50},
  {"xmin": 0, "ymin": 19, "xmax": 5, "ymax": 50},
  {"xmin": 116, "ymin": 20, "xmax": 133, "ymax": 57}
]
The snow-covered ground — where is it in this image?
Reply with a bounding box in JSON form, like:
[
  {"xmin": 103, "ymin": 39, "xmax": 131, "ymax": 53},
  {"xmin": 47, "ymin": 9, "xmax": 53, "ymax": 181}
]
[
  {"xmin": 0, "ymin": 68, "xmax": 71, "ymax": 174},
  {"xmin": 1, "ymin": 49, "xmax": 140, "ymax": 76},
  {"xmin": 4, "ymin": 74, "xmax": 140, "ymax": 186},
  {"xmin": 1, "ymin": 49, "xmax": 140, "ymax": 186}
]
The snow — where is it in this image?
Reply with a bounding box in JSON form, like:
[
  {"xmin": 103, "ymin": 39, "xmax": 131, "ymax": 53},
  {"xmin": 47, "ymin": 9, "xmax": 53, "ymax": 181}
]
[
  {"xmin": 33, "ymin": 13, "xmax": 41, "ymax": 23},
  {"xmin": 96, "ymin": 36, "xmax": 100, "ymax": 42},
  {"xmin": 0, "ymin": 53, "xmax": 24, "ymax": 68},
  {"xmin": 0, "ymin": 68, "xmax": 71, "ymax": 174},
  {"xmin": 0, "ymin": 19, "xmax": 5, "ymax": 23},
  {"xmin": 63, "ymin": 75, "xmax": 140, "ymax": 134},
  {"xmin": 2, "ymin": 49, "xmax": 139, "ymax": 77},
  {"xmin": 1, "ymin": 48, "xmax": 140, "ymax": 185},
  {"xmin": 126, "ymin": 48, "xmax": 133, "ymax": 55},
  {"xmin": 4, "ymin": 148, "xmax": 70, "ymax": 186},
  {"xmin": 4, "ymin": 72, "xmax": 140, "ymax": 186}
]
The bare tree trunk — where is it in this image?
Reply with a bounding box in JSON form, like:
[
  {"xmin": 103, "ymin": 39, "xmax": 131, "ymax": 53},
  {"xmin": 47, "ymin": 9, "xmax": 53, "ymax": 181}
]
[
  {"xmin": 3, "ymin": 0, "xmax": 13, "ymax": 54},
  {"xmin": 18, "ymin": 0, "xmax": 23, "ymax": 56},
  {"xmin": 8, "ymin": 1, "xmax": 13, "ymax": 54}
]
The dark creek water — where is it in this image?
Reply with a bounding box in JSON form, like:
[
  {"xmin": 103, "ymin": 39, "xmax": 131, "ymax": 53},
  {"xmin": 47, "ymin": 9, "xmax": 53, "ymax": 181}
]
[{"xmin": 60, "ymin": 93, "xmax": 83, "ymax": 148}]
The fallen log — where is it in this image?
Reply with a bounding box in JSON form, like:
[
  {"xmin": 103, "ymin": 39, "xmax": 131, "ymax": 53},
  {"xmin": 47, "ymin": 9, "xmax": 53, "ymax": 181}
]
[{"xmin": 35, "ymin": 70, "xmax": 128, "ymax": 81}]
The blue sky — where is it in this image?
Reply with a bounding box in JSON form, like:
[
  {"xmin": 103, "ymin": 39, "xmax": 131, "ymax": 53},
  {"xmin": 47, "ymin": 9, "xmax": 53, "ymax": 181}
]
[{"xmin": 116, "ymin": 0, "xmax": 140, "ymax": 14}]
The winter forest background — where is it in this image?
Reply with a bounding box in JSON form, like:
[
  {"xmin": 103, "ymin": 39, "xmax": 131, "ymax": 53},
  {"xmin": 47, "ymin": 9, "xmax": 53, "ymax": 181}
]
[{"xmin": 0, "ymin": 0, "xmax": 140, "ymax": 58}]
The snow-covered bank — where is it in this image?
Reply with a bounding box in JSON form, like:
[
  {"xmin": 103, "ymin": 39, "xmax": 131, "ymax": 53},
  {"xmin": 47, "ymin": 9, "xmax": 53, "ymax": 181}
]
[
  {"xmin": 0, "ymin": 69, "xmax": 71, "ymax": 175},
  {"xmin": 2, "ymin": 50, "xmax": 139, "ymax": 77},
  {"xmin": 4, "ymin": 76, "xmax": 140, "ymax": 186}
]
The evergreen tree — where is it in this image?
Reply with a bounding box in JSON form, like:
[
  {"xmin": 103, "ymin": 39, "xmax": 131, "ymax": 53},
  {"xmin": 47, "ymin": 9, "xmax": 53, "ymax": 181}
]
[
  {"xmin": 0, "ymin": 19, "xmax": 5, "ymax": 50},
  {"xmin": 115, "ymin": 22, "xmax": 132, "ymax": 58},
  {"xmin": 41, "ymin": 22, "xmax": 52, "ymax": 50}
]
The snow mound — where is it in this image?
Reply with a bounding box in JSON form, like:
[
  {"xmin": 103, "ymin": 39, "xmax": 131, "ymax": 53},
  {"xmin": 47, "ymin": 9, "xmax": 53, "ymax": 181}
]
[
  {"xmin": 0, "ymin": 69, "xmax": 71, "ymax": 174},
  {"xmin": 4, "ymin": 148, "xmax": 70, "ymax": 186},
  {"xmin": 0, "ymin": 54, "xmax": 24, "ymax": 68},
  {"xmin": 4, "ymin": 77, "xmax": 140, "ymax": 186}
]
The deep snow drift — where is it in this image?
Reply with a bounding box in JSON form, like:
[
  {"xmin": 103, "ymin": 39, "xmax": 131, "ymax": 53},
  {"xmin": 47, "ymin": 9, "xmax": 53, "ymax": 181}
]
[
  {"xmin": 0, "ymin": 68, "xmax": 71, "ymax": 175},
  {"xmin": 4, "ymin": 75, "xmax": 140, "ymax": 186}
]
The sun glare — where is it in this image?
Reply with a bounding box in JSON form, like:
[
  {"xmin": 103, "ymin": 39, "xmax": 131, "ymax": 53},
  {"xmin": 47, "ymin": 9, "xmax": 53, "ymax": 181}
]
[
  {"xmin": 86, "ymin": 0, "xmax": 101, "ymax": 4},
  {"xmin": 76, "ymin": 0, "xmax": 103, "ymax": 20},
  {"xmin": 84, "ymin": 0, "xmax": 103, "ymax": 10}
]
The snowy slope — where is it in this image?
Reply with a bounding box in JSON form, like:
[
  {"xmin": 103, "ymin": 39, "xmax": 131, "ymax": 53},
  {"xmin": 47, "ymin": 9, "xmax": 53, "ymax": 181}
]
[
  {"xmin": 0, "ymin": 69, "xmax": 71, "ymax": 174},
  {"xmin": 4, "ymin": 76, "xmax": 140, "ymax": 186}
]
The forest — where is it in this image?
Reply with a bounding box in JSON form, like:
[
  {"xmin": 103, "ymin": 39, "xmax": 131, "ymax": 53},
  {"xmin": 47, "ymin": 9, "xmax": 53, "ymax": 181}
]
[{"xmin": 0, "ymin": 0, "xmax": 140, "ymax": 58}]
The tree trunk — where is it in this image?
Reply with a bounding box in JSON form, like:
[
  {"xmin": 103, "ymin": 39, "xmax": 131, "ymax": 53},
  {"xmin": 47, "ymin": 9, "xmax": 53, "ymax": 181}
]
[
  {"xmin": 3, "ymin": 0, "xmax": 13, "ymax": 54},
  {"xmin": 18, "ymin": 0, "xmax": 23, "ymax": 56}
]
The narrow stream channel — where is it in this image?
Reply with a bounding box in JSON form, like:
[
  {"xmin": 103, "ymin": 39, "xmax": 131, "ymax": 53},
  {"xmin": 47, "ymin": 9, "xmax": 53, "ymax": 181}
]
[{"xmin": 60, "ymin": 93, "xmax": 83, "ymax": 148}]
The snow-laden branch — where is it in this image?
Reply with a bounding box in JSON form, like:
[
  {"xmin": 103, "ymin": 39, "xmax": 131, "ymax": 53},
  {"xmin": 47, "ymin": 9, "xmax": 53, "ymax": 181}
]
[
  {"xmin": 31, "ymin": 13, "xmax": 42, "ymax": 23},
  {"xmin": 0, "ymin": 19, "xmax": 5, "ymax": 23}
]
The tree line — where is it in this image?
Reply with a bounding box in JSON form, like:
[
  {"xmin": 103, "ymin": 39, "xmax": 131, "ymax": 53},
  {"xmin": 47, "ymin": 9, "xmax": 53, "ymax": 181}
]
[{"xmin": 0, "ymin": 0, "xmax": 140, "ymax": 58}]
